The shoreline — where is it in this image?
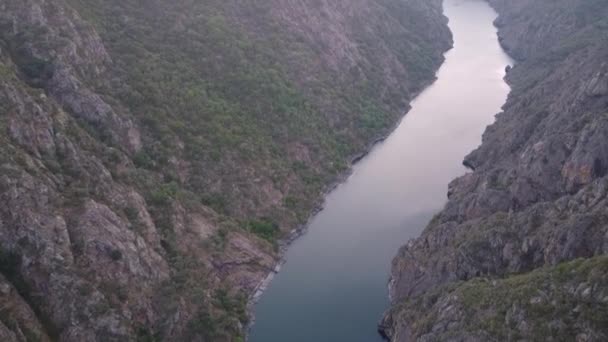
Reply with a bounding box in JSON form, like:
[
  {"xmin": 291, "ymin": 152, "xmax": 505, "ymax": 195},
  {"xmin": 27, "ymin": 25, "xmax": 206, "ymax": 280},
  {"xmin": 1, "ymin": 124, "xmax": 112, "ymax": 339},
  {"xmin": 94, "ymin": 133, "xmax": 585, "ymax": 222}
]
[
  {"xmin": 379, "ymin": 0, "xmax": 517, "ymax": 339},
  {"xmin": 244, "ymin": 48, "xmax": 452, "ymax": 337},
  {"xmin": 244, "ymin": 4, "xmax": 454, "ymax": 337}
]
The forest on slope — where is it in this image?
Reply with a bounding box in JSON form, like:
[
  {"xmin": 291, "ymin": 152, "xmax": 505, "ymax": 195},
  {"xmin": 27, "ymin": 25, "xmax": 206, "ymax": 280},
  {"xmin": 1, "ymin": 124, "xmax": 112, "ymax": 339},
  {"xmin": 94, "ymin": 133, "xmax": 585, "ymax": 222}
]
[{"xmin": 0, "ymin": 0, "xmax": 450, "ymax": 340}]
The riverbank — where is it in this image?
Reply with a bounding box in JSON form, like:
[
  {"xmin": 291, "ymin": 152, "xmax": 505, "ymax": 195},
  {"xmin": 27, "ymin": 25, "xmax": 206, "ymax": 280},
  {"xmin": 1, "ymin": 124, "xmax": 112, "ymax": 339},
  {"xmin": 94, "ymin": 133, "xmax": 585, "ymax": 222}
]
[
  {"xmin": 248, "ymin": 0, "xmax": 511, "ymax": 340},
  {"xmin": 245, "ymin": 1, "xmax": 454, "ymax": 325},
  {"xmin": 245, "ymin": 59, "xmax": 449, "ymax": 333},
  {"xmin": 0, "ymin": 0, "xmax": 461, "ymax": 340}
]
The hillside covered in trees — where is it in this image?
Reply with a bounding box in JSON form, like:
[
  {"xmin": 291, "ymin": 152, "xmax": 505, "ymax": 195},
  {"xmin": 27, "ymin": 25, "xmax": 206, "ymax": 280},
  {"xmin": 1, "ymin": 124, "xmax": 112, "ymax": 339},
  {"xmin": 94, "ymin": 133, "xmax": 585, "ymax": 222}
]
[{"xmin": 0, "ymin": 0, "xmax": 450, "ymax": 340}]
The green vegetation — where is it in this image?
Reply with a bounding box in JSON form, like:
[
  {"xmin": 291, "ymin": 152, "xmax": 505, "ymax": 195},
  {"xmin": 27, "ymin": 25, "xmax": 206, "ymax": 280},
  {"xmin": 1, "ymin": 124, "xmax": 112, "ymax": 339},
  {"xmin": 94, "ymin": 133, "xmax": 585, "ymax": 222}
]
[
  {"xmin": 0, "ymin": 62, "xmax": 12, "ymax": 79},
  {"xmin": 63, "ymin": 0, "xmax": 445, "ymax": 239},
  {"xmin": 214, "ymin": 289, "xmax": 248, "ymax": 324},
  {"xmin": 186, "ymin": 309, "xmax": 218, "ymax": 340},
  {"xmin": 460, "ymin": 257, "xmax": 608, "ymax": 339},
  {"xmin": 48, "ymin": 0, "xmax": 448, "ymax": 339},
  {"xmin": 133, "ymin": 150, "xmax": 154, "ymax": 169},
  {"xmin": 246, "ymin": 219, "xmax": 280, "ymax": 243},
  {"xmin": 397, "ymin": 256, "xmax": 608, "ymax": 340},
  {"xmin": 148, "ymin": 182, "xmax": 179, "ymax": 206},
  {"xmin": 200, "ymin": 193, "xmax": 229, "ymax": 215}
]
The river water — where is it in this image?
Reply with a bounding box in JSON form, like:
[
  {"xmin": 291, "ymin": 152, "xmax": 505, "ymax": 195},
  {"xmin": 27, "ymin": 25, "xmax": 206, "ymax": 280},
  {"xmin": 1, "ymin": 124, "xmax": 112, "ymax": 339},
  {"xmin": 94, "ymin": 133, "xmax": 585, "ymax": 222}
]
[{"xmin": 249, "ymin": 0, "xmax": 512, "ymax": 341}]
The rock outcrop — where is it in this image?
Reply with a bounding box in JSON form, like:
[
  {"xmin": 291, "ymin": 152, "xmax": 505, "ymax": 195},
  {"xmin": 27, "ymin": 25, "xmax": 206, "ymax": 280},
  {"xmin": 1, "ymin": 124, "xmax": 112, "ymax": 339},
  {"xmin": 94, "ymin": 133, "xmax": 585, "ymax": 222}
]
[
  {"xmin": 0, "ymin": 0, "xmax": 451, "ymax": 340},
  {"xmin": 382, "ymin": 1, "xmax": 608, "ymax": 341}
]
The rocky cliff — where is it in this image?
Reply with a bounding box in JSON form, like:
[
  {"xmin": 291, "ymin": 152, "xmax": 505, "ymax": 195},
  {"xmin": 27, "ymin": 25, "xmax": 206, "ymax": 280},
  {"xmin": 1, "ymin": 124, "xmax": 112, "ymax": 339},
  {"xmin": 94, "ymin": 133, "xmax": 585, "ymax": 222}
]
[
  {"xmin": 0, "ymin": 0, "xmax": 450, "ymax": 341},
  {"xmin": 382, "ymin": 0, "xmax": 608, "ymax": 341}
]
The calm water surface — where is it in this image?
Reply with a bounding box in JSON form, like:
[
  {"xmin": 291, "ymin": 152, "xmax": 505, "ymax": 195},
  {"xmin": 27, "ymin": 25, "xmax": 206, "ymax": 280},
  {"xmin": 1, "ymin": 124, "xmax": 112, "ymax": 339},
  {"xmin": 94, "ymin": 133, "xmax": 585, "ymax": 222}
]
[{"xmin": 250, "ymin": 0, "xmax": 512, "ymax": 341}]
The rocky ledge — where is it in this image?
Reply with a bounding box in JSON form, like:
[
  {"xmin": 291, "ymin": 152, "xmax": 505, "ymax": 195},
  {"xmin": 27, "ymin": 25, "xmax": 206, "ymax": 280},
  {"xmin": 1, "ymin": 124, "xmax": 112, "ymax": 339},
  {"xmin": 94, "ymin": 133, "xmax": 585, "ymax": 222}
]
[{"xmin": 382, "ymin": 0, "xmax": 608, "ymax": 341}]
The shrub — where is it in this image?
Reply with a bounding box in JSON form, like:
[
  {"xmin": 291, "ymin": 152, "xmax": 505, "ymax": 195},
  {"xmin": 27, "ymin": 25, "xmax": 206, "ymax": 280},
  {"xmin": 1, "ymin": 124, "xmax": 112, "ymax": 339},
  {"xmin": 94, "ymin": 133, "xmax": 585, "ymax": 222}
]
[
  {"xmin": 148, "ymin": 182, "xmax": 179, "ymax": 206},
  {"xmin": 201, "ymin": 193, "xmax": 229, "ymax": 214},
  {"xmin": 247, "ymin": 219, "xmax": 279, "ymax": 242},
  {"xmin": 133, "ymin": 151, "xmax": 154, "ymax": 169}
]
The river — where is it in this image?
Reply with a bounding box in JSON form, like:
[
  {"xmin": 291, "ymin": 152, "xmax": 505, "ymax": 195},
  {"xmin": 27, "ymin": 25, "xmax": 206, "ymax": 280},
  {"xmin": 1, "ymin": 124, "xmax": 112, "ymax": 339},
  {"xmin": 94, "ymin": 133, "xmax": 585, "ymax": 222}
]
[{"xmin": 249, "ymin": 0, "xmax": 512, "ymax": 341}]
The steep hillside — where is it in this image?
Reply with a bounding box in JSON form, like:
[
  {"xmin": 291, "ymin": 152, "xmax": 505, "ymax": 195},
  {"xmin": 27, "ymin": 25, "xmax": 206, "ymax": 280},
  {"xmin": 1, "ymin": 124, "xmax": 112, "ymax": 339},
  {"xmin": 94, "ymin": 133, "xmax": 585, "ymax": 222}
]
[
  {"xmin": 382, "ymin": 0, "xmax": 608, "ymax": 341},
  {"xmin": 0, "ymin": 0, "xmax": 450, "ymax": 340}
]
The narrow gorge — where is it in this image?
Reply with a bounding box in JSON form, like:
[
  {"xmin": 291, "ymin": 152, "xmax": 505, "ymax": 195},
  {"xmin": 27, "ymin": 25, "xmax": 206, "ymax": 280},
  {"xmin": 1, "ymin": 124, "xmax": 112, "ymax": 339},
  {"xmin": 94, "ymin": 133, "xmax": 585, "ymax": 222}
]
[
  {"xmin": 1, "ymin": 0, "xmax": 607, "ymax": 341},
  {"xmin": 251, "ymin": 0, "xmax": 511, "ymax": 340},
  {"xmin": 0, "ymin": 0, "xmax": 450, "ymax": 340},
  {"xmin": 382, "ymin": 0, "xmax": 608, "ymax": 340}
]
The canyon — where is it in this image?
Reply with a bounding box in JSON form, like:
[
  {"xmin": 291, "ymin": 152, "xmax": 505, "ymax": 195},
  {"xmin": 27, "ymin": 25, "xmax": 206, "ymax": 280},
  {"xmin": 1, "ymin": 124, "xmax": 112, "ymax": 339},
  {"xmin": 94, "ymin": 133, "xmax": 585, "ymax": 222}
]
[
  {"xmin": 0, "ymin": 0, "xmax": 449, "ymax": 340},
  {"xmin": 381, "ymin": 0, "xmax": 608, "ymax": 340},
  {"xmin": 250, "ymin": 0, "xmax": 511, "ymax": 340},
  {"xmin": 1, "ymin": 0, "xmax": 607, "ymax": 341}
]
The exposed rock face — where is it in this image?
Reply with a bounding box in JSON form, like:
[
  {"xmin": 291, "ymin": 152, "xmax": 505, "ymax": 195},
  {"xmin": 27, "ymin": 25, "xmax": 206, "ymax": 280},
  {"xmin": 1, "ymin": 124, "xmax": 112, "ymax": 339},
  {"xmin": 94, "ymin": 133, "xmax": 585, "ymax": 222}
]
[
  {"xmin": 383, "ymin": 1, "xmax": 608, "ymax": 340},
  {"xmin": 0, "ymin": 0, "xmax": 450, "ymax": 340}
]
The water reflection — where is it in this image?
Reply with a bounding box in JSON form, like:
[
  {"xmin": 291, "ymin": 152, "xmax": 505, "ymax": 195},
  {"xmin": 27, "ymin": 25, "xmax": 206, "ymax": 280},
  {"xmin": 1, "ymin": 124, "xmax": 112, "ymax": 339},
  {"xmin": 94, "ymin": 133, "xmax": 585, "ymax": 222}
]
[{"xmin": 250, "ymin": 1, "xmax": 512, "ymax": 341}]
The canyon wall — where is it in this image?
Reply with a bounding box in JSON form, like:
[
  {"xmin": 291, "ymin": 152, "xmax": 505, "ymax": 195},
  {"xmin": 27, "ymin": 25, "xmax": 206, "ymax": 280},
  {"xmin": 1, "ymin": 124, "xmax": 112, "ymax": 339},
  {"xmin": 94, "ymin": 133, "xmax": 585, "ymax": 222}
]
[{"xmin": 382, "ymin": 1, "xmax": 608, "ymax": 341}]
